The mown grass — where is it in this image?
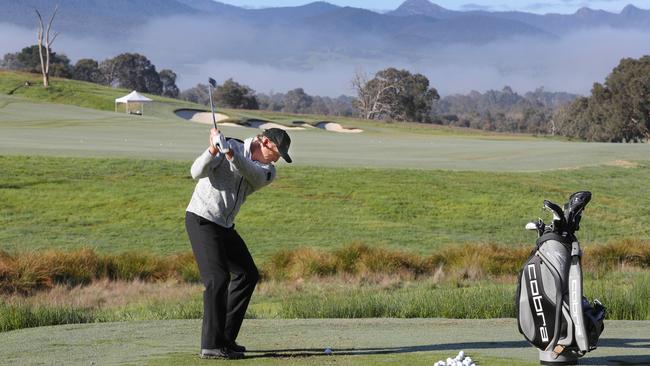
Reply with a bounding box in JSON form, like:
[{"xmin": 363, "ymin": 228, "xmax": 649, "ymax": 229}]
[
  {"xmin": 1, "ymin": 70, "xmax": 528, "ymax": 138},
  {"xmin": 1, "ymin": 155, "xmax": 650, "ymax": 256},
  {"xmin": 0, "ymin": 70, "xmax": 192, "ymax": 115}
]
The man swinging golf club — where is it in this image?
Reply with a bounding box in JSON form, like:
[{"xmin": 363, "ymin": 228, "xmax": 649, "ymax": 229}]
[{"xmin": 185, "ymin": 79, "xmax": 292, "ymax": 359}]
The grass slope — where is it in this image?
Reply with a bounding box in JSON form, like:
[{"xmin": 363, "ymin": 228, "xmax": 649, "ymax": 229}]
[
  {"xmin": 3, "ymin": 71, "xmax": 650, "ymax": 171},
  {"xmin": 0, "ymin": 318, "xmax": 648, "ymax": 366},
  {"xmin": 1, "ymin": 156, "xmax": 649, "ymax": 256},
  {"xmin": 0, "ymin": 70, "xmax": 541, "ymax": 138}
]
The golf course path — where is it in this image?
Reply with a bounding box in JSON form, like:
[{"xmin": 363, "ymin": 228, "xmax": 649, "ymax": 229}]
[{"xmin": 0, "ymin": 318, "xmax": 647, "ymax": 365}]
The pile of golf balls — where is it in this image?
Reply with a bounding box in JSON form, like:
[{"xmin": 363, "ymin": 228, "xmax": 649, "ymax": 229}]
[{"xmin": 434, "ymin": 350, "xmax": 476, "ymax": 366}]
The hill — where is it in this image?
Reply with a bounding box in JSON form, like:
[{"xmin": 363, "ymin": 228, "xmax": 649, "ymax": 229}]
[{"xmin": 1, "ymin": 0, "xmax": 648, "ymax": 43}]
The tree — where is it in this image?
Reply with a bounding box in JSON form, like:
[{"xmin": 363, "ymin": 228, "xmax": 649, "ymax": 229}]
[
  {"xmin": 34, "ymin": 5, "xmax": 60, "ymax": 87},
  {"xmin": 159, "ymin": 69, "xmax": 179, "ymax": 98},
  {"xmin": 352, "ymin": 69, "xmax": 394, "ymax": 120},
  {"xmin": 3, "ymin": 45, "xmax": 71, "ymax": 77},
  {"xmin": 282, "ymin": 88, "xmax": 312, "ymax": 113},
  {"xmin": 352, "ymin": 68, "xmax": 439, "ymax": 122},
  {"xmin": 101, "ymin": 53, "xmax": 162, "ymax": 94},
  {"xmin": 554, "ymin": 56, "xmax": 650, "ymax": 142},
  {"xmin": 72, "ymin": 58, "xmax": 103, "ymax": 83},
  {"xmin": 257, "ymin": 92, "xmax": 284, "ymax": 111},
  {"xmin": 180, "ymin": 83, "xmax": 210, "ymax": 105},
  {"xmin": 1, "ymin": 52, "xmax": 25, "ymax": 70},
  {"xmin": 214, "ymin": 78, "xmax": 259, "ymax": 109},
  {"xmin": 602, "ymin": 56, "xmax": 650, "ymax": 141}
]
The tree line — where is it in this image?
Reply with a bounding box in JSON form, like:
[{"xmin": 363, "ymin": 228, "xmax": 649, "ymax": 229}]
[
  {"xmin": 1, "ymin": 45, "xmax": 179, "ymax": 98},
  {"xmin": 351, "ymin": 58, "xmax": 649, "ymax": 142},
  {"xmin": 2, "ymin": 42, "xmax": 647, "ymax": 142},
  {"xmin": 180, "ymin": 80, "xmax": 356, "ymax": 117}
]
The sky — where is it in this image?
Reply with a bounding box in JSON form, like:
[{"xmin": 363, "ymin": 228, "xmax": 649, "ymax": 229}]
[
  {"xmin": 217, "ymin": 0, "xmax": 649, "ymax": 14},
  {"xmin": 2, "ymin": 0, "xmax": 649, "ymax": 96}
]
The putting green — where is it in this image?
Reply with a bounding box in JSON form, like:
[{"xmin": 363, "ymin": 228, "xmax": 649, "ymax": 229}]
[
  {"xmin": 0, "ymin": 318, "xmax": 647, "ymax": 365},
  {"xmin": 2, "ymin": 95, "xmax": 649, "ymax": 171}
]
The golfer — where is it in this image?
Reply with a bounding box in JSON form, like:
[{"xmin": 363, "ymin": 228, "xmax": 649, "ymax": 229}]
[{"xmin": 185, "ymin": 127, "xmax": 292, "ymax": 359}]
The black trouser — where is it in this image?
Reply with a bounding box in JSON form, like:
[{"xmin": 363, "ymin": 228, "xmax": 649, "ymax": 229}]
[{"xmin": 185, "ymin": 211, "xmax": 259, "ymax": 350}]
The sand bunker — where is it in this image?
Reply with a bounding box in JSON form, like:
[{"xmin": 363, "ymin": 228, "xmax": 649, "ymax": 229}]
[
  {"xmin": 244, "ymin": 119, "xmax": 304, "ymax": 131},
  {"xmin": 292, "ymin": 121, "xmax": 317, "ymax": 129},
  {"xmin": 175, "ymin": 110, "xmax": 362, "ymax": 133},
  {"xmin": 315, "ymin": 121, "xmax": 363, "ymax": 133},
  {"xmin": 175, "ymin": 109, "xmax": 240, "ymax": 127}
]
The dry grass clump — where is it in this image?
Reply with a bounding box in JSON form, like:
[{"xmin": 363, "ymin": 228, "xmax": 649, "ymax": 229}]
[
  {"xmin": 263, "ymin": 243, "xmax": 427, "ymax": 281},
  {"xmin": 584, "ymin": 239, "xmax": 650, "ymax": 273},
  {"xmin": 1, "ymin": 240, "xmax": 647, "ymax": 295},
  {"xmin": 261, "ymin": 241, "xmax": 649, "ymax": 282},
  {"xmin": 0, "ymin": 248, "xmax": 200, "ymax": 295},
  {"xmin": 0, "ymin": 248, "xmax": 100, "ymax": 294},
  {"xmin": 263, "ymin": 242, "xmax": 531, "ymax": 282},
  {"xmin": 427, "ymin": 243, "xmax": 531, "ymax": 280}
]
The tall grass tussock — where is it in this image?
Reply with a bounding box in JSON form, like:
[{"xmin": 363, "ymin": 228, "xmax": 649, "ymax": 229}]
[
  {"xmin": 1, "ymin": 241, "xmax": 648, "ymax": 294},
  {"xmin": 0, "ymin": 249, "xmax": 198, "ymax": 295}
]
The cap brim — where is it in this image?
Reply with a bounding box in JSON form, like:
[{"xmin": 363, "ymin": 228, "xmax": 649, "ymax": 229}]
[{"xmin": 279, "ymin": 148, "xmax": 292, "ymax": 163}]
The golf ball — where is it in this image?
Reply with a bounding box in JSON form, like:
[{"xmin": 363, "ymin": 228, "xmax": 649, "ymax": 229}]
[{"xmin": 324, "ymin": 348, "xmax": 332, "ymax": 355}]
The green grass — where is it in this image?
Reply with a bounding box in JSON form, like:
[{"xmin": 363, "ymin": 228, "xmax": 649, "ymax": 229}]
[
  {"xmin": 0, "ymin": 314, "xmax": 648, "ymax": 366},
  {"xmin": 0, "ymin": 70, "xmax": 540, "ymax": 140},
  {"xmin": 1, "ymin": 155, "xmax": 650, "ymax": 256},
  {"xmin": 5, "ymin": 318, "xmax": 588, "ymax": 366},
  {"xmin": 0, "ymin": 70, "xmax": 195, "ymax": 114},
  {"xmin": 4, "ymin": 70, "xmax": 650, "ymax": 171},
  {"xmin": 2, "ymin": 271, "xmax": 647, "ymax": 333},
  {"xmin": 279, "ymin": 272, "xmax": 650, "ymax": 320}
]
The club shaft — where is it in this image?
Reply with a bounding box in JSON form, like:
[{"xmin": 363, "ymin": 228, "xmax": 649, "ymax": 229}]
[{"xmin": 208, "ymin": 85, "xmax": 217, "ymax": 129}]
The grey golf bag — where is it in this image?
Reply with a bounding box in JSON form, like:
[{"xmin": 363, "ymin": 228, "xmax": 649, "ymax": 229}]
[{"xmin": 516, "ymin": 191, "xmax": 606, "ymax": 365}]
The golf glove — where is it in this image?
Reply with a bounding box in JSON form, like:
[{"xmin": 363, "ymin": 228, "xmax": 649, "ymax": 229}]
[{"xmin": 211, "ymin": 132, "xmax": 231, "ymax": 154}]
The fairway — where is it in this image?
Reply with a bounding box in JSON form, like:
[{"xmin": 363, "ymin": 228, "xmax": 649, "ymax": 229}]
[
  {"xmin": 0, "ymin": 318, "xmax": 647, "ymax": 366},
  {"xmin": 1, "ymin": 94, "xmax": 649, "ymax": 171}
]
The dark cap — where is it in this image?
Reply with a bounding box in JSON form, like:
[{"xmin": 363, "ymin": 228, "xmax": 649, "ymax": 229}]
[{"xmin": 263, "ymin": 128, "xmax": 292, "ymax": 163}]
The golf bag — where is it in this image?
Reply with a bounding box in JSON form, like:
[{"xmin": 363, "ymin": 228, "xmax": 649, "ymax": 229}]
[{"xmin": 516, "ymin": 191, "xmax": 606, "ymax": 365}]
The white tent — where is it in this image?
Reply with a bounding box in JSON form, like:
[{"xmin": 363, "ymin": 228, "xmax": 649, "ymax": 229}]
[{"xmin": 115, "ymin": 90, "xmax": 153, "ymax": 115}]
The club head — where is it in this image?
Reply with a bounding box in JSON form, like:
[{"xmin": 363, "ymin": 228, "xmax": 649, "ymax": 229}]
[
  {"xmin": 208, "ymin": 78, "xmax": 217, "ymax": 88},
  {"xmin": 525, "ymin": 222, "xmax": 538, "ymax": 230}
]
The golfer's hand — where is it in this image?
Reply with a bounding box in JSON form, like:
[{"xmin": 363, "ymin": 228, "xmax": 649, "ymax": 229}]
[{"xmin": 210, "ymin": 128, "xmax": 231, "ymax": 155}]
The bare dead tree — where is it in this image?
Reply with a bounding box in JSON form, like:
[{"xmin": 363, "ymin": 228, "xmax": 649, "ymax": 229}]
[
  {"xmin": 351, "ymin": 69, "xmax": 371, "ymax": 118},
  {"xmin": 351, "ymin": 69, "xmax": 395, "ymax": 120},
  {"xmin": 549, "ymin": 118, "xmax": 556, "ymax": 136},
  {"xmin": 34, "ymin": 5, "xmax": 60, "ymax": 87}
]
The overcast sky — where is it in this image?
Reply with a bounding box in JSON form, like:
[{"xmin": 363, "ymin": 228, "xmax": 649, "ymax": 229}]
[
  {"xmin": 219, "ymin": 0, "xmax": 648, "ymax": 14},
  {"xmin": 2, "ymin": 0, "xmax": 648, "ymax": 96}
]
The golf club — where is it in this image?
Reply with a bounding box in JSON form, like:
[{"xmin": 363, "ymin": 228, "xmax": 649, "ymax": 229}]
[{"xmin": 207, "ymin": 77, "xmax": 218, "ymax": 130}]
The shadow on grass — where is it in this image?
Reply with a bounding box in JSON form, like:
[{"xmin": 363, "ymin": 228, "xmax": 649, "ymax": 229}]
[
  {"xmin": 246, "ymin": 338, "xmax": 650, "ymax": 365},
  {"xmin": 246, "ymin": 341, "xmax": 528, "ymax": 358}
]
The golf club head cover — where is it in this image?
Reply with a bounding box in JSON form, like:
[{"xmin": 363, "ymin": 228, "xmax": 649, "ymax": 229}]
[{"xmin": 211, "ymin": 132, "xmax": 231, "ymax": 154}]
